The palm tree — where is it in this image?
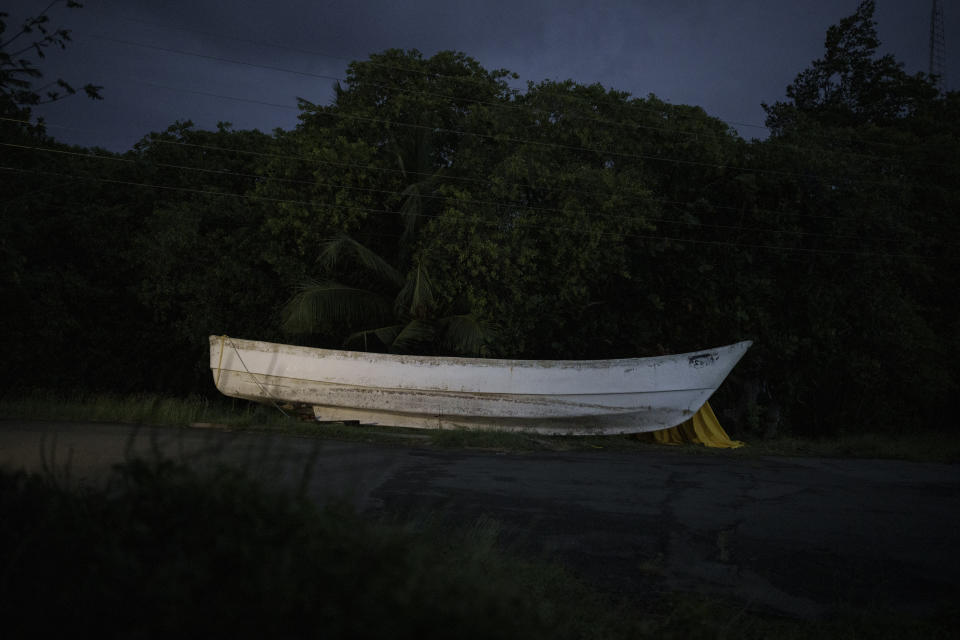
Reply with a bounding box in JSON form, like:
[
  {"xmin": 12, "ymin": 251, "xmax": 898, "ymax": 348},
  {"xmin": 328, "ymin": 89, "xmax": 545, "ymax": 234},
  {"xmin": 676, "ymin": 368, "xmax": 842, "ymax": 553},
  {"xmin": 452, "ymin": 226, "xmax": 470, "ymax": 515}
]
[{"xmin": 281, "ymin": 132, "xmax": 497, "ymax": 356}]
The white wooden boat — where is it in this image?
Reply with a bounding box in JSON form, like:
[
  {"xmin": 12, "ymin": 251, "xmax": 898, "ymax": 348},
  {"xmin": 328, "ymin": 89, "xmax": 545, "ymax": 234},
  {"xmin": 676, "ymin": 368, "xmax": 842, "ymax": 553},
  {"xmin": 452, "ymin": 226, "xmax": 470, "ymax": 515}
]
[{"xmin": 210, "ymin": 335, "xmax": 751, "ymax": 435}]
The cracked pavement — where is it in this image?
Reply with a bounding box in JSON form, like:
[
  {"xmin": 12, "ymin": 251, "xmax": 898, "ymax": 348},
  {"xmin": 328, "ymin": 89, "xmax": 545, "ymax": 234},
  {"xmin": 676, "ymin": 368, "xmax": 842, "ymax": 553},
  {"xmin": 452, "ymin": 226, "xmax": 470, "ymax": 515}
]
[{"xmin": 2, "ymin": 421, "xmax": 958, "ymax": 618}]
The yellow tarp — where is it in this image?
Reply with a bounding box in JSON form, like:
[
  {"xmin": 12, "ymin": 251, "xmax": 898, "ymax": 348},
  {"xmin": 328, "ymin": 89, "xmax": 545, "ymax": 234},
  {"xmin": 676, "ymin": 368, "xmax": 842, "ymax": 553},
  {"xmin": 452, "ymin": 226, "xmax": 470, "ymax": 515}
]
[{"xmin": 645, "ymin": 402, "xmax": 745, "ymax": 448}]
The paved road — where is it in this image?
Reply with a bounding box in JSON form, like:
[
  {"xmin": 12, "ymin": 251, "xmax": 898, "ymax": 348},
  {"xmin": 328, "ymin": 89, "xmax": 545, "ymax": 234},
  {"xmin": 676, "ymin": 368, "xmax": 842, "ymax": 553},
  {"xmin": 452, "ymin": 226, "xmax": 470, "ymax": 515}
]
[{"xmin": 2, "ymin": 420, "xmax": 958, "ymax": 618}]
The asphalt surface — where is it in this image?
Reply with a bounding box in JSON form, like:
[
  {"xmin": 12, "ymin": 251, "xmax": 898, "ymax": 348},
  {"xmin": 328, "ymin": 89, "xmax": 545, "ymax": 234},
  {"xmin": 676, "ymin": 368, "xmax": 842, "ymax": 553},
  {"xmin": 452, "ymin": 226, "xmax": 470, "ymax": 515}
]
[{"xmin": 2, "ymin": 420, "xmax": 958, "ymax": 618}]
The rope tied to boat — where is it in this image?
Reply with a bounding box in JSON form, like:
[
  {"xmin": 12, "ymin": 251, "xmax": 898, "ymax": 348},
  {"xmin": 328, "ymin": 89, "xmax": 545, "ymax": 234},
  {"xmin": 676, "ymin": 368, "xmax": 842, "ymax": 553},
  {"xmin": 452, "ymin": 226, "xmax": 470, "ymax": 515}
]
[
  {"xmin": 215, "ymin": 334, "xmax": 226, "ymax": 388},
  {"xmin": 219, "ymin": 335, "xmax": 290, "ymax": 419}
]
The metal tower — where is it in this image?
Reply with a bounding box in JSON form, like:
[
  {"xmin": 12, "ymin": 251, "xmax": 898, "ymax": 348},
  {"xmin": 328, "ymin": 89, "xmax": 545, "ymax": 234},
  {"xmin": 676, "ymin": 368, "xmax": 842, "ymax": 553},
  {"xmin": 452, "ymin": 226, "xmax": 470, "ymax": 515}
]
[{"xmin": 929, "ymin": 0, "xmax": 946, "ymax": 89}]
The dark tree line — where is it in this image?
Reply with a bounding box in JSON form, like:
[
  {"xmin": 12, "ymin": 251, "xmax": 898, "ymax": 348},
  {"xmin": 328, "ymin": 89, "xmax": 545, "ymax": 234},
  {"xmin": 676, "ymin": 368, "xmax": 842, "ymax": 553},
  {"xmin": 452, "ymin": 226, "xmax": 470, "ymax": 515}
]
[{"xmin": 2, "ymin": 1, "xmax": 957, "ymax": 436}]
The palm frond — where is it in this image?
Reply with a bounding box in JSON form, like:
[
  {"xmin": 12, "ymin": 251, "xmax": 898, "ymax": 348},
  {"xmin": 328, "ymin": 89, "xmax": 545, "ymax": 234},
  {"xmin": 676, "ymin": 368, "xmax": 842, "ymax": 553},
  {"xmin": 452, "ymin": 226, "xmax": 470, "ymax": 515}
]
[
  {"xmin": 400, "ymin": 183, "xmax": 421, "ymax": 211},
  {"xmin": 395, "ymin": 260, "xmax": 435, "ymax": 318},
  {"xmin": 317, "ymin": 234, "xmax": 405, "ymax": 288},
  {"xmin": 344, "ymin": 324, "xmax": 404, "ymax": 351},
  {"xmin": 412, "ymin": 129, "xmax": 436, "ymax": 176},
  {"xmin": 391, "ymin": 129, "xmax": 436, "ymax": 180},
  {"xmin": 399, "ymin": 183, "xmax": 422, "ymax": 252},
  {"xmin": 281, "ymin": 279, "xmax": 393, "ymax": 334},
  {"xmin": 440, "ymin": 314, "xmax": 501, "ymax": 356},
  {"xmin": 390, "ymin": 319, "xmax": 437, "ymax": 353},
  {"xmin": 392, "ymin": 130, "xmax": 447, "ymax": 259},
  {"xmin": 394, "ymin": 148, "xmax": 407, "ymax": 179}
]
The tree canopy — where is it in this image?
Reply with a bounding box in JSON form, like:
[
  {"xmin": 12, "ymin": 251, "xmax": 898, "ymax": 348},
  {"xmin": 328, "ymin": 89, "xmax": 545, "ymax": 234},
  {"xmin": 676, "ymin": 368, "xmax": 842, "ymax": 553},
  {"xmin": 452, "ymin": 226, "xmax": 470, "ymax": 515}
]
[{"xmin": 0, "ymin": 1, "xmax": 101, "ymax": 119}]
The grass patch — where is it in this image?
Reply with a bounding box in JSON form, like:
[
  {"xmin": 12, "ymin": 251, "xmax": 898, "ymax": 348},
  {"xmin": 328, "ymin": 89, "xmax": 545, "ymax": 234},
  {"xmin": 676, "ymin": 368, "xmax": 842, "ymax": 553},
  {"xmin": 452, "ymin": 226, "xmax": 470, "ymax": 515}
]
[
  {"xmin": 431, "ymin": 427, "xmax": 960, "ymax": 463},
  {"xmin": 721, "ymin": 430, "xmax": 960, "ymax": 463},
  {"xmin": 0, "ymin": 390, "xmax": 290, "ymax": 429},
  {"xmin": 2, "ymin": 392, "xmax": 958, "ymax": 462},
  {"xmin": 0, "ymin": 456, "xmax": 955, "ymax": 638}
]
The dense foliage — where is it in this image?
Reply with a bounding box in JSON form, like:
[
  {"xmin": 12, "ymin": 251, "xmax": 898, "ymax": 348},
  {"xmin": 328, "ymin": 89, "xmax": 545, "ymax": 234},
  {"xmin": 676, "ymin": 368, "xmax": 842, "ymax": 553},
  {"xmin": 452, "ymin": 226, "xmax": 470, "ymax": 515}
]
[{"xmin": 2, "ymin": 1, "xmax": 956, "ymax": 435}]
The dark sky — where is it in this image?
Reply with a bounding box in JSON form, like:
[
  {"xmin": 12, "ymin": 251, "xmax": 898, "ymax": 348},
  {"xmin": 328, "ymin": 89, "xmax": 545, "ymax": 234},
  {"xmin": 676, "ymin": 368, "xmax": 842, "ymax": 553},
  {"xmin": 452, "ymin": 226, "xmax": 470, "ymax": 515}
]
[{"xmin": 5, "ymin": 0, "xmax": 957, "ymax": 151}]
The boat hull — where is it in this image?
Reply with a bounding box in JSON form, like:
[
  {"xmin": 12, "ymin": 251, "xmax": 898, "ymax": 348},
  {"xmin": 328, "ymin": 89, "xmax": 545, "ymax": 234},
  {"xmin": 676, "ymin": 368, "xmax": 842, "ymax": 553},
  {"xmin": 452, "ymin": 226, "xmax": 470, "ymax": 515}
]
[{"xmin": 210, "ymin": 336, "xmax": 751, "ymax": 435}]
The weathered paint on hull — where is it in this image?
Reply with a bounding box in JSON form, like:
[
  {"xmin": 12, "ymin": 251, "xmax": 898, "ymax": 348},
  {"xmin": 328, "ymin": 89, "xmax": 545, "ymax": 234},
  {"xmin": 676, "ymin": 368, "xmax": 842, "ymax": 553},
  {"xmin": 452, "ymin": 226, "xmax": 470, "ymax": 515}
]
[{"xmin": 210, "ymin": 336, "xmax": 752, "ymax": 435}]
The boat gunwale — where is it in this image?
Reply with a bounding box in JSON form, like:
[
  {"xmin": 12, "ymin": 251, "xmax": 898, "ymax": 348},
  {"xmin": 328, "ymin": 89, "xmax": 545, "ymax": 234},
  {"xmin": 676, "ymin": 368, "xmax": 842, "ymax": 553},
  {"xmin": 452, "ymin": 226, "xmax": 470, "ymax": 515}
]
[{"xmin": 212, "ymin": 335, "xmax": 753, "ymax": 371}]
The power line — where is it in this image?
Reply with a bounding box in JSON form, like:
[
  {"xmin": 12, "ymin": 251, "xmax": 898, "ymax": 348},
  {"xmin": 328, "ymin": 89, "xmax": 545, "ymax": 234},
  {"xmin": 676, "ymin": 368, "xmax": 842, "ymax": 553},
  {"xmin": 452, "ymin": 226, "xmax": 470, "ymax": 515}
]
[
  {"xmin": 1, "ymin": 163, "xmax": 946, "ymax": 262},
  {"xmin": 0, "ymin": 130, "xmax": 952, "ymax": 242},
  {"xmin": 101, "ymin": 7, "xmax": 510, "ymax": 88},
  {"xmin": 5, "ymin": 115, "xmax": 956, "ymax": 230},
  {"xmin": 86, "ymin": 32, "xmax": 959, "ymax": 169},
  {"xmin": 120, "ymin": 77, "xmax": 959, "ymax": 193},
  {"xmin": 88, "ymin": 12, "xmax": 769, "ymax": 130},
  {"xmin": 90, "ymin": 33, "xmax": 736, "ymax": 145},
  {"xmin": 84, "ymin": 9, "xmax": 950, "ymax": 155},
  {"xmin": 10, "ymin": 17, "xmax": 955, "ymax": 182},
  {"xmin": 5, "ymin": 139, "xmax": 949, "ymax": 247},
  {"xmin": 11, "ymin": 142, "xmax": 956, "ymax": 242}
]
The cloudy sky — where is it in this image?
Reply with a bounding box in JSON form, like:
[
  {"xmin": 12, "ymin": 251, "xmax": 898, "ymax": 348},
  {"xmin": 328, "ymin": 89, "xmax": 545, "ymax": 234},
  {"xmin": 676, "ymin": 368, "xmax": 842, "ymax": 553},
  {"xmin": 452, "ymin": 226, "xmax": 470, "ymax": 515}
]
[{"xmin": 5, "ymin": 0, "xmax": 957, "ymax": 151}]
